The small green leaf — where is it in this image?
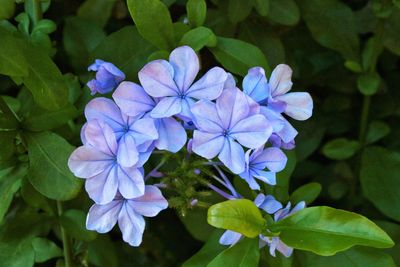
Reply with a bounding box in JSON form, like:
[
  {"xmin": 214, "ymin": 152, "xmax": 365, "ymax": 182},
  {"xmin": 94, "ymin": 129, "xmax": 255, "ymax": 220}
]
[
  {"xmin": 290, "ymin": 182, "xmax": 321, "ymax": 205},
  {"xmin": 77, "ymin": 0, "xmax": 116, "ymax": 28},
  {"xmin": 269, "ymin": 206, "xmax": 394, "ymax": 256},
  {"xmin": 0, "ymin": 0, "xmax": 15, "ymax": 20},
  {"xmin": 228, "ymin": 0, "xmax": 253, "ymax": 24},
  {"xmin": 210, "ymin": 37, "xmax": 269, "ymax": 76},
  {"xmin": 357, "ymin": 72, "xmax": 381, "ymax": 96},
  {"xmin": 179, "ymin": 27, "xmax": 217, "ymax": 51},
  {"xmin": 148, "ymin": 50, "xmax": 170, "ymax": 61},
  {"xmin": 322, "ymin": 138, "xmax": 360, "ymax": 160},
  {"xmin": 27, "ymin": 132, "xmax": 82, "ymax": 201},
  {"xmin": 254, "ymin": 0, "xmax": 269, "ymax": 16},
  {"xmin": 268, "ymin": 0, "xmax": 300, "ymax": 26},
  {"xmin": 32, "ymin": 237, "xmax": 63, "ymax": 263},
  {"xmin": 344, "ymin": 60, "xmax": 362, "ymax": 73},
  {"xmin": 32, "ymin": 19, "xmax": 56, "ymax": 34},
  {"xmin": 207, "ymin": 199, "xmax": 266, "ymax": 238},
  {"xmin": 187, "ymin": 0, "xmax": 207, "ymax": 27},
  {"xmin": 208, "ymin": 238, "xmax": 260, "ymax": 267},
  {"xmin": 60, "ymin": 209, "xmax": 97, "ymax": 241},
  {"xmin": 127, "ymin": 0, "xmax": 175, "ymax": 50},
  {"xmin": 366, "ymin": 121, "xmax": 390, "ymax": 144}
]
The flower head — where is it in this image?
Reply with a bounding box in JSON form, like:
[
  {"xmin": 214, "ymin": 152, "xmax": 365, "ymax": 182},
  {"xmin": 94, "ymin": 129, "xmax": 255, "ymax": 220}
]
[
  {"xmin": 87, "ymin": 59, "xmax": 125, "ymax": 95},
  {"xmin": 86, "ymin": 185, "xmax": 168, "ymax": 246}
]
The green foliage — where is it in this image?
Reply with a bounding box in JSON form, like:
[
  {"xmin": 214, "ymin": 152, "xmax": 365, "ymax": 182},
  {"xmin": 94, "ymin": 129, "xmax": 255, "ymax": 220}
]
[
  {"xmin": 60, "ymin": 209, "xmax": 97, "ymax": 241},
  {"xmin": 322, "ymin": 138, "xmax": 360, "ymax": 160},
  {"xmin": 290, "ymin": 182, "xmax": 321, "ymax": 205},
  {"xmin": 179, "ymin": 26, "xmax": 217, "ymax": 51},
  {"xmin": 187, "ymin": 0, "xmax": 207, "ymax": 27}
]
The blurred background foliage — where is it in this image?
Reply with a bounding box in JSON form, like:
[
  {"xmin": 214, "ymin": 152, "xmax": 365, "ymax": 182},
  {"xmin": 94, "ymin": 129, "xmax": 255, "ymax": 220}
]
[{"xmin": 0, "ymin": 0, "xmax": 399, "ymax": 266}]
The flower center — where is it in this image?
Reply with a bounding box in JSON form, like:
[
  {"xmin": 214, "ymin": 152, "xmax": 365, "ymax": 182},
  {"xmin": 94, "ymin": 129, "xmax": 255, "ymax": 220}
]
[{"xmin": 222, "ymin": 130, "xmax": 230, "ymax": 137}]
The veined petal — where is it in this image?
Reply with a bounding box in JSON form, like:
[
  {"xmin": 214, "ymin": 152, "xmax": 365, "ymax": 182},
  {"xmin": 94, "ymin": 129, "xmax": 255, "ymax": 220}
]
[
  {"xmin": 218, "ymin": 138, "xmax": 245, "ymax": 174},
  {"xmin": 179, "ymin": 97, "xmax": 196, "ymax": 121},
  {"xmin": 85, "ymin": 97, "xmax": 124, "ymax": 131},
  {"xmin": 230, "ymin": 114, "xmax": 272, "ymax": 149},
  {"xmin": 216, "ymin": 88, "xmax": 250, "ymax": 129},
  {"xmin": 269, "ymin": 64, "xmax": 293, "ymax": 97},
  {"xmin": 243, "ymin": 67, "xmax": 269, "ymax": 103},
  {"xmin": 276, "ymin": 240, "xmax": 294, "ymax": 258},
  {"xmin": 259, "ymin": 107, "xmax": 285, "ymax": 133},
  {"xmin": 186, "ymin": 67, "xmax": 227, "ymax": 100},
  {"xmin": 118, "ymin": 166, "xmax": 145, "ymax": 199},
  {"xmin": 139, "ymin": 60, "xmax": 178, "ymax": 97},
  {"xmin": 191, "ymin": 100, "xmax": 223, "ymax": 133},
  {"xmin": 252, "ymin": 147, "xmax": 287, "ymax": 172},
  {"xmin": 117, "ymin": 134, "xmax": 139, "ymax": 167},
  {"xmin": 85, "ymin": 165, "xmax": 119, "ymax": 204},
  {"xmin": 275, "ymin": 92, "xmax": 313, "ymax": 120},
  {"xmin": 150, "ymin": 96, "xmax": 182, "ymax": 118},
  {"xmin": 113, "ymin": 81, "xmax": 155, "ymax": 117},
  {"xmin": 254, "ymin": 194, "xmax": 282, "ymax": 214},
  {"xmin": 252, "ymin": 170, "xmax": 276, "ymax": 185},
  {"xmin": 192, "ymin": 131, "xmax": 224, "ymax": 159},
  {"xmin": 224, "ymin": 73, "xmax": 236, "ymax": 89},
  {"xmin": 219, "ymin": 230, "xmax": 242, "ymax": 246},
  {"xmin": 84, "ymin": 120, "xmax": 118, "ymax": 156},
  {"xmin": 129, "ymin": 118, "xmax": 159, "ymax": 145},
  {"xmin": 118, "ymin": 203, "xmax": 145, "ymax": 247},
  {"xmin": 86, "ymin": 201, "xmax": 122, "ymax": 233},
  {"xmin": 277, "ymin": 118, "xmax": 298, "ymax": 143},
  {"xmin": 128, "ymin": 185, "xmax": 168, "ymax": 217},
  {"xmin": 155, "ymin": 117, "xmax": 187, "ymax": 152},
  {"xmin": 169, "ymin": 46, "xmax": 199, "ymax": 92}
]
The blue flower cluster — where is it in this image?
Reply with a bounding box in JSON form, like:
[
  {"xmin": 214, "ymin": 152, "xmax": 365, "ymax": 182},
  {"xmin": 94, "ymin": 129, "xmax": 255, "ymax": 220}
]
[{"xmin": 68, "ymin": 46, "xmax": 313, "ymax": 250}]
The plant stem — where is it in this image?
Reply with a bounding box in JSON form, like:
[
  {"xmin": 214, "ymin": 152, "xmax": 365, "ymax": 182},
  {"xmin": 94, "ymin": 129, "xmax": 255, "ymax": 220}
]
[
  {"xmin": 358, "ymin": 95, "xmax": 371, "ymax": 146},
  {"xmin": 57, "ymin": 201, "xmax": 73, "ymax": 267}
]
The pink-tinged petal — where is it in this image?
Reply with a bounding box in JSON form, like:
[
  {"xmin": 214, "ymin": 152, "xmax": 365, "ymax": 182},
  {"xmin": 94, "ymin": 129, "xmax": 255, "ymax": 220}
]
[
  {"xmin": 192, "ymin": 131, "xmax": 224, "ymax": 159},
  {"xmin": 186, "ymin": 67, "xmax": 227, "ymax": 100},
  {"xmin": 117, "ymin": 134, "xmax": 139, "ymax": 167},
  {"xmin": 129, "ymin": 118, "xmax": 158, "ymax": 145},
  {"xmin": 224, "ymin": 73, "xmax": 236, "ymax": 89},
  {"xmin": 80, "ymin": 123, "xmax": 88, "ymax": 145},
  {"xmin": 138, "ymin": 60, "xmax": 178, "ymax": 97},
  {"xmin": 191, "ymin": 100, "xmax": 223, "ymax": 133},
  {"xmin": 150, "ymin": 97, "xmax": 182, "ymax": 118},
  {"xmin": 275, "ymin": 92, "xmax": 313, "ymax": 120},
  {"xmin": 243, "ymin": 67, "xmax": 269, "ymax": 103},
  {"xmin": 216, "ymin": 88, "xmax": 250, "ymax": 129},
  {"xmin": 169, "ymin": 46, "xmax": 199, "ymax": 92},
  {"xmin": 118, "ymin": 166, "xmax": 145, "ymax": 199},
  {"xmin": 252, "ymin": 147, "xmax": 287, "ymax": 172},
  {"xmin": 269, "ymin": 64, "xmax": 293, "ymax": 97},
  {"xmin": 112, "ymin": 81, "xmax": 155, "ymax": 117},
  {"xmin": 155, "ymin": 118, "xmax": 187, "ymax": 152},
  {"xmin": 277, "ymin": 119, "xmax": 298, "ymax": 143},
  {"xmin": 219, "ymin": 230, "xmax": 242, "ymax": 246},
  {"xmin": 85, "ymin": 165, "xmax": 119, "ymax": 204},
  {"xmin": 259, "ymin": 107, "xmax": 285, "ymax": 133},
  {"xmin": 128, "ymin": 185, "xmax": 168, "ymax": 217},
  {"xmin": 84, "ymin": 120, "xmax": 118, "ymax": 156},
  {"xmin": 218, "ymin": 138, "xmax": 245, "ymax": 174},
  {"xmin": 230, "ymin": 114, "xmax": 272, "ymax": 149},
  {"xmin": 118, "ymin": 202, "xmax": 146, "ymax": 246},
  {"xmin": 68, "ymin": 146, "xmax": 113, "ymax": 179},
  {"xmin": 245, "ymin": 95, "xmax": 261, "ymax": 116},
  {"xmin": 85, "ymin": 97, "xmax": 124, "ymax": 131},
  {"xmin": 86, "ymin": 201, "xmax": 122, "ymax": 233}
]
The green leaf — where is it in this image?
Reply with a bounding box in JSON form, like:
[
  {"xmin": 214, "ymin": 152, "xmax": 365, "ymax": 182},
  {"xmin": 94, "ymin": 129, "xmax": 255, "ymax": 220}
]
[
  {"xmin": 272, "ymin": 150, "xmax": 296, "ymax": 202},
  {"xmin": 357, "ymin": 72, "xmax": 381, "ymax": 96},
  {"xmin": 60, "ymin": 209, "xmax": 97, "ymax": 241},
  {"xmin": 179, "ymin": 27, "xmax": 217, "ymax": 51},
  {"xmin": 268, "ymin": 0, "xmax": 300, "ymax": 26},
  {"xmin": 322, "ymin": 138, "xmax": 360, "ymax": 160},
  {"xmin": 91, "ymin": 26, "xmax": 155, "ymax": 80},
  {"xmin": 182, "ymin": 230, "xmax": 226, "ymax": 267},
  {"xmin": 290, "ymin": 182, "xmax": 321, "ymax": 205},
  {"xmin": 254, "ymin": 0, "xmax": 269, "ymax": 16},
  {"xmin": 360, "ymin": 146, "xmax": 400, "ymax": 221},
  {"xmin": 88, "ymin": 235, "xmax": 118, "ymax": 267},
  {"xmin": 207, "ymin": 199, "xmax": 266, "ymax": 238},
  {"xmin": 148, "ymin": 50, "xmax": 170, "ymax": 61},
  {"xmin": 207, "ymin": 238, "xmax": 260, "ymax": 267},
  {"xmin": 298, "ymin": 247, "xmax": 396, "ymax": 267},
  {"xmin": 32, "ymin": 19, "xmax": 56, "ymax": 35},
  {"xmin": 32, "ymin": 237, "xmax": 63, "ymax": 263},
  {"xmin": 299, "ymin": 0, "xmax": 360, "ymax": 60},
  {"xmin": 366, "ymin": 121, "xmax": 391, "ymax": 144},
  {"xmin": 344, "ymin": 60, "xmax": 362, "ymax": 73},
  {"xmin": 0, "ymin": 27, "xmax": 29, "ymax": 76},
  {"xmin": 382, "ymin": 9, "xmax": 400, "ymax": 56},
  {"xmin": 0, "ymin": 237, "xmax": 35, "ymax": 267},
  {"xmin": 269, "ymin": 206, "xmax": 394, "ymax": 256},
  {"xmin": 127, "ymin": 0, "xmax": 175, "ymax": 50},
  {"xmin": 0, "ymin": 0, "xmax": 15, "ymax": 20},
  {"xmin": 21, "ymin": 178, "xmax": 53, "ymax": 214},
  {"xmin": 63, "ymin": 16, "xmax": 106, "ymax": 72},
  {"xmin": 187, "ymin": 0, "xmax": 207, "ymax": 27},
  {"xmin": 210, "ymin": 37, "xmax": 269, "ymax": 76},
  {"xmin": 0, "ymin": 131, "xmax": 16, "ymax": 161},
  {"xmin": 77, "ymin": 0, "xmax": 117, "ymax": 27},
  {"xmin": 26, "ymin": 132, "xmax": 82, "ymax": 201},
  {"xmin": 228, "ymin": 0, "xmax": 253, "ymax": 24}
]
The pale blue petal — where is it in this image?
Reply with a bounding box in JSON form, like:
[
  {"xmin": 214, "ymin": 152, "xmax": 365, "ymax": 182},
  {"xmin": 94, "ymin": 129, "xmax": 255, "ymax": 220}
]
[
  {"xmin": 169, "ymin": 46, "xmax": 199, "ymax": 92},
  {"xmin": 216, "ymin": 88, "xmax": 250, "ymax": 130},
  {"xmin": 118, "ymin": 203, "xmax": 145, "ymax": 247},
  {"xmin": 192, "ymin": 131, "xmax": 224, "ymax": 159},
  {"xmin": 243, "ymin": 67, "xmax": 269, "ymax": 103},
  {"xmin": 117, "ymin": 134, "xmax": 139, "ymax": 167},
  {"xmin": 85, "ymin": 97, "xmax": 124, "ymax": 131},
  {"xmin": 218, "ymin": 138, "xmax": 245, "ymax": 174},
  {"xmin": 150, "ymin": 96, "xmax": 182, "ymax": 118},
  {"xmin": 269, "ymin": 64, "xmax": 293, "ymax": 97},
  {"xmin": 84, "ymin": 120, "xmax": 118, "ymax": 156},
  {"xmin": 85, "ymin": 165, "xmax": 119, "ymax": 204},
  {"xmin": 186, "ymin": 67, "xmax": 227, "ymax": 100},
  {"xmin": 230, "ymin": 114, "xmax": 272, "ymax": 148},
  {"xmin": 154, "ymin": 117, "xmax": 187, "ymax": 152},
  {"xmin": 252, "ymin": 169, "xmax": 276, "ymax": 185},
  {"xmin": 128, "ymin": 185, "xmax": 168, "ymax": 217},
  {"xmin": 219, "ymin": 230, "xmax": 242, "ymax": 246},
  {"xmin": 275, "ymin": 92, "xmax": 313, "ymax": 120},
  {"xmin": 86, "ymin": 201, "xmax": 122, "ymax": 233},
  {"xmin": 129, "ymin": 118, "xmax": 158, "ymax": 145},
  {"xmin": 191, "ymin": 100, "xmax": 223, "ymax": 133},
  {"xmin": 118, "ymin": 166, "xmax": 145, "ymax": 199},
  {"xmin": 252, "ymin": 147, "xmax": 287, "ymax": 172}
]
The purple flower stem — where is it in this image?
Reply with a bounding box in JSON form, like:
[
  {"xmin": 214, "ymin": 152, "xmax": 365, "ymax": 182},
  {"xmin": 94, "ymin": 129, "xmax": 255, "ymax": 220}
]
[{"xmin": 208, "ymin": 184, "xmax": 235, "ymax": 200}]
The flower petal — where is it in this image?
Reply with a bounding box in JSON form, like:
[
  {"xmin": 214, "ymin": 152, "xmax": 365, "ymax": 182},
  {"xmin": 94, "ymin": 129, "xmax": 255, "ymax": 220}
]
[
  {"xmin": 191, "ymin": 100, "xmax": 223, "ymax": 133},
  {"xmin": 139, "ymin": 60, "xmax": 178, "ymax": 97},
  {"xmin": 269, "ymin": 64, "xmax": 293, "ymax": 97},
  {"xmin": 128, "ymin": 185, "xmax": 168, "ymax": 217},
  {"xmin": 275, "ymin": 92, "xmax": 313, "ymax": 120},
  {"xmin": 117, "ymin": 134, "xmax": 139, "ymax": 167},
  {"xmin": 230, "ymin": 114, "xmax": 272, "ymax": 149},
  {"xmin": 150, "ymin": 96, "xmax": 182, "ymax": 118},
  {"xmin": 85, "ymin": 97, "xmax": 124, "ymax": 131},
  {"xmin": 216, "ymin": 88, "xmax": 250, "ymax": 129},
  {"xmin": 254, "ymin": 194, "xmax": 282, "ymax": 214},
  {"xmin": 169, "ymin": 46, "xmax": 199, "ymax": 92},
  {"xmin": 118, "ymin": 203, "xmax": 145, "ymax": 247},
  {"xmin": 118, "ymin": 166, "xmax": 145, "ymax": 199},
  {"xmin": 84, "ymin": 120, "xmax": 118, "ymax": 156},
  {"xmin": 186, "ymin": 67, "xmax": 227, "ymax": 100},
  {"xmin": 218, "ymin": 138, "xmax": 245, "ymax": 174},
  {"xmin": 192, "ymin": 131, "xmax": 224, "ymax": 159},
  {"xmin": 129, "ymin": 118, "xmax": 159, "ymax": 145},
  {"xmin": 85, "ymin": 165, "xmax": 119, "ymax": 204},
  {"xmin": 252, "ymin": 147, "xmax": 287, "ymax": 172},
  {"xmin": 277, "ymin": 118, "xmax": 298, "ymax": 143},
  {"xmin": 86, "ymin": 201, "xmax": 122, "ymax": 233},
  {"xmin": 243, "ymin": 67, "xmax": 269, "ymax": 103},
  {"xmin": 219, "ymin": 230, "xmax": 242, "ymax": 246},
  {"xmin": 155, "ymin": 117, "xmax": 187, "ymax": 152},
  {"xmin": 252, "ymin": 169, "xmax": 276, "ymax": 185},
  {"xmin": 259, "ymin": 107, "xmax": 285, "ymax": 133},
  {"xmin": 113, "ymin": 81, "xmax": 155, "ymax": 117},
  {"xmin": 276, "ymin": 240, "xmax": 293, "ymax": 258}
]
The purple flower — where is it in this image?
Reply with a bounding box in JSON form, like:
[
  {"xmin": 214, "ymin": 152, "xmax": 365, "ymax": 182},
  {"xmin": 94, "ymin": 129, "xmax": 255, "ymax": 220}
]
[
  {"xmin": 243, "ymin": 65, "xmax": 313, "ymax": 143},
  {"xmin": 269, "ymin": 133, "xmax": 296, "ymax": 150},
  {"xmin": 239, "ymin": 147, "xmax": 287, "ymax": 190},
  {"xmin": 191, "ymin": 88, "xmax": 272, "ymax": 174},
  {"xmin": 112, "ymin": 81, "xmax": 187, "ymax": 153},
  {"xmin": 260, "ymin": 201, "xmax": 306, "ymax": 257},
  {"xmin": 68, "ymin": 120, "xmax": 145, "ymax": 204},
  {"xmin": 87, "ymin": 59, "xmax": 125, "ymax": 95},
  {"xmin": 84, "ymin": 97, "xmax": 158, "ymax": 167},
  {"xmin": 219, "ymin": 194, "xmax": 282, "ymax": 245},
  {"xmin": 138, "ymin": 46, "xmax": 228, "ymax": 120},
  {"xmin": 86, "ymin": 185, "xmax": 168, "ymax": 246}
]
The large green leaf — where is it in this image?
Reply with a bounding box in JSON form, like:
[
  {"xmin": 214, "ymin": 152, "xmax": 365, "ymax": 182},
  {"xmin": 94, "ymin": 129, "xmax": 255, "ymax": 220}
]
[
  {"xmin": 31, "ymin": 237, "xmax": 63, "ymax": 263},
  {"xmin": 382, "ymin": 9, "xmax": 400, "ymax": 56},
  {"xmin": 207, "ymin": 238, "xmax": 260, "ymax": 267},
  {"xmin": 26, "ymin": 132, "xmax": 82, "ymax": 201},
  {"xmin": 77, "ymin": 0, "xmax": 116, "ymax": 27},
  {"xmin": 0, "ymin": 27, "xmax": 29, "ymax": 76},
  {"xmin": 360, "ymin": 146, "xmax": 400, "ymax": 221},
  {"xmin": 207, "ymin": 199, "xmax": 266, "ymax": 238},
  {"xmin": 228, "ymin": 0, "xmax": 253, "ymax": 24},
  {"xmin": 127, "ymin": 0, "xmax": 175, "ymax": 50},
  {"xmin": 268, "ymin": 0, "xmax": 300, "ymax": 26},
  {"xmin": 210, "ymin": 37, "xmax": 269, "ymax": 76},
  {"xmin": 269, "ymin": 206, "xmax": 394, "ymax": 256}
]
